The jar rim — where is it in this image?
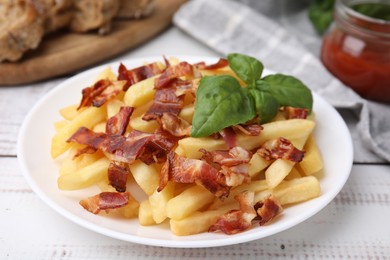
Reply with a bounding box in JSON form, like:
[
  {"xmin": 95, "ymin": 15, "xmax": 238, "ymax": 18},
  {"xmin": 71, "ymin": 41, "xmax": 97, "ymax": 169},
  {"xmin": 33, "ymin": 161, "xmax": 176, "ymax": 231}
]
[{"xmin": 336, "ymin": 0, "xmax": 390, "ymax": 37}]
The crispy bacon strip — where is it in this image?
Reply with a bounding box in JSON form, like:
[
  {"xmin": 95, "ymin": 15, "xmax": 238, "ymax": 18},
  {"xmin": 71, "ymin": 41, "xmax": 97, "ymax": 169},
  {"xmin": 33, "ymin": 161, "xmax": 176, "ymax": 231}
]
[
  {"xmin": 158, "ymin": 152, "xmax": 230, "ymax": 199},
  {"xmin": 118, "ymin": 62, "xmax": 162, "ymax": 91},
  {"xmin": 160, "ymin": 113, "xmax": 191, "ymax": 137},
  {"xmin": 209, "ymin": 191, "xmax": 256, "ymax": 234},
  {"xmin": 254, "ymin": 196, "xmax": 282, "ymax": 226},
  {"xmin": 143, "ymin": 79, "xmax": 186, "ymax": 121},
  {"xmin": 79, "ymin": 192, "xmax": 129, "ymax": 214},
  {"xmin": 68, "ymin": 127, "xmax": 177, "ymax": 165},
  {"xmin": 256, "ymin": 137, "xmax": 304, "ymax": 162},
  {"xmin": 200, "ymin": 147, "xmax": 252, "ymax": 187},
  {"xmin": 78, "ymin": 80, "xmax": 124, "ymax": 109},
  {"xmin": 200, "ymin": 147, "xmax": 252, "ymax": 167},
  {"xmin": 174, "ymin": 79, "xmax": 199, "ymax": 97},
  {"xmin": 155, "ymin": 62, "xmax": 199, "ymax": 89},
  {"xmin": 285, "ymin": 107, "xmax": 309, "ymax": 119},
  {"xmin": 233, "ymin": 124, "xmax": 263, "ymax": 136},
  {"xmin": 195, "ymin": 58, "xmax": 228, "ymax": 70},
  {"xmin": 219, "ymin": 127, "xmax": 237, "ymax": 149},
  {"xmin": 106, "ymin": 106, "xmax": 134, "ymax": 135},
  {"xmin": 108, "ymin": 162, "xmax": 128, "ymax": 192}
]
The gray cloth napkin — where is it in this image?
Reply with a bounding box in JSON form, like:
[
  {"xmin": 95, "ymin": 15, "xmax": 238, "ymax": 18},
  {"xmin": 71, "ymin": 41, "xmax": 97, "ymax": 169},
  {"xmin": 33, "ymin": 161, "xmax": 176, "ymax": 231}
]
[{"xmin": 173, "ymin": 0, "xmax": 390, "ymax": 163}]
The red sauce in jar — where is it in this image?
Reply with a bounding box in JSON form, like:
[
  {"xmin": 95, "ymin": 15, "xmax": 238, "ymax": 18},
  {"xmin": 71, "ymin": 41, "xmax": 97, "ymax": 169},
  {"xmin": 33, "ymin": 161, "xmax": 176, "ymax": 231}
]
[{"xmin": 321, "ymin": 0, "xmax": 390, "ymax": 103}]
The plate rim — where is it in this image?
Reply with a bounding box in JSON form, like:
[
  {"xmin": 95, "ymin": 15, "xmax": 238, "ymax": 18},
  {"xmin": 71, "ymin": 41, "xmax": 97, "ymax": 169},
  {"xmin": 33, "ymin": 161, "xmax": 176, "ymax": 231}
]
[{"xmin": 17, "ymin": 55, "xmax": 354, "ymax": 248}]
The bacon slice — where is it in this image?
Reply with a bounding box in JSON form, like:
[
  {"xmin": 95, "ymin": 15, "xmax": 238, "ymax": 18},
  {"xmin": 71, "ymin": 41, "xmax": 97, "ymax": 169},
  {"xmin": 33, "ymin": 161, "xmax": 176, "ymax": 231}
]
[
  {"xmin": 79, "ymin": 192, "xmax": 129, "ymax": 214},
  {"xmin": 174, "ymin": 79, "xmax": 199, "ymax": 97},
  {"xmin": 219, "ymin": 127, "xmax": 237, "ymax": 149},
  {"xmin": 285, "ymin": 107, "xmax": 309, "ymax": 119},
  {"xmin": 200, "ymin": 147, "xmax": 252, "ymax": 187},
  {"xmin": 106, "ymin": 106, "xmax": 134, "ymax": 135},
  {"xmin": 118, "ymin": 62, "xmax": 162, "ymax": 91},
  {"xmin": 108, "ymin": 162, "xmax": 128, "ymax": 192},
  {"xmin": 155, "ymin": 62, "xmax": 199, "ymax": 89},
  {"xmin": 209, "ymin": 191, "xmax": 256, "ymax": 234},
  {"xmin": 195, "ymin": 58, "xmax": 229, "ymax": 70},
  {"xmin": 142, "ymin": 79, "xmax": 186, "ymax": 121},
  {"xmin": 160, "ymin": 113, "xmax": 191, "ymax": 137},
  {"xmin": 158, "ymin": 152, "xmax": 230, "ymax": 199},
  {"xmin": 78, "ymin": 80, "xmax": 124, "ymax": 109},
  {"xmin": 68, "ymin": 127, "xmax": 177, "ymax": 165},
  {"xmin": 256, "ymin": 137, "xmax": 304, "ymax": 162},
  {"xmin": 254, "ymin": 195, "xmax": 282, "ymax": 226},
  {"xmin": 233, "ymin": 124, "xmax": 262, "ymax": 136}
]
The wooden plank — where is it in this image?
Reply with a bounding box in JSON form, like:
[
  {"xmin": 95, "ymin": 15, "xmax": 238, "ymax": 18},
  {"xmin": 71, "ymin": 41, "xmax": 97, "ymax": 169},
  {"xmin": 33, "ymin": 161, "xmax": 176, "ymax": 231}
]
[{"xmin": 0, "ymin": 0, "xmax": 187, "ymax": 85}]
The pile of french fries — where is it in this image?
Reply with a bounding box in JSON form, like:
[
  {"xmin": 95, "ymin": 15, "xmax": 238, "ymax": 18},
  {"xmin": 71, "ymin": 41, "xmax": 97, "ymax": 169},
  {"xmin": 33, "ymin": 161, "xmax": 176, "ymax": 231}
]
[{"xmin": 51, "ymin": 58, "xmax": 323, "ymax": 236}]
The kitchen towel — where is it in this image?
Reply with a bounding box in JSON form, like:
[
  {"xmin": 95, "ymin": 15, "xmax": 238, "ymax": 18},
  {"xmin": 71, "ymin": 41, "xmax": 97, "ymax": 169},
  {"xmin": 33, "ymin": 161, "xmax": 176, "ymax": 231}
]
[{"xmin": 173, "ymin": 0, "xmax": 390, "ymax": 163}]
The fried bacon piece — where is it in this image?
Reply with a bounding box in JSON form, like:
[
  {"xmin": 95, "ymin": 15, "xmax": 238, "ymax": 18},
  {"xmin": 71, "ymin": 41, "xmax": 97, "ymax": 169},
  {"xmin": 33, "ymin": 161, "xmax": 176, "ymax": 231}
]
[
  {"xmin": 118, "ymin": 62, "xmax": 163, "ymax": 91},
  {"xmin": 219, "ymin": 127, "xmax": 237, "ymax": 149},
  {"xmin": 256, "ymin": 137, "xmax": 304, "ymax": 162},
  {"xmin": 78, "ymin": 79, "xmax": 124, "ymax": 109},
  {"xmin": 79, "ymin": 192, "xmax": 129, "ymax": 214},
  {"xmin": 107, "ymin": 162, "xmax": 128, "ymax": 192},
  {"xmin": 195, "ymin": 58, "xmax": 229, "ymax": 70},
  {"xmin": 67, "ymin": 127, "xmax": 177, "ymax": 165},
  {"xmin": 142, "ymin": 79, "xmax": 186, "ymax": 121},
  {"xmin": 285, "ymin": 107, "xmax": 309, "ymax": 119},
  {"xmin": 158, "ymin": 152, "xmax": 230, "ymax": 199},
  {"xmin": 254, "ymin": 195, "xmax": 282, "ymax": 226},
  {"xmin": 233, "ymin": 124, "xmax": 263, "ymax": 136},
  {"xmin": 155, "ymin": 61, "xmax": 200, "ymax": 89},
  {"xmin": 174, "ymin": 79, "xmax": 199, "ymax": 97},
  {"xmin": 106, "ymin": 106, "xmax": 134, "ymax": 135},
  {"xmin": 209, "ymin": 191, "xmax": 257, "ymax": 234},
  {"xmin": 160, "ymin": 113, "xmax": 191, "ymax": 137},
  {"xmin": 200, "ymin": 147, "xmax": 252, "ymax": 187}
]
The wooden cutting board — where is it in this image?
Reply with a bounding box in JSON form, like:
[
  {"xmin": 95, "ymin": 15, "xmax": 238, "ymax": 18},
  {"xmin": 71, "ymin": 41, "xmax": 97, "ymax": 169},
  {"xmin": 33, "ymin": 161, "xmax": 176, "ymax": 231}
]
[{"xmin": 0, "ymin": 0, "xmax": 187, "ymax": 85}]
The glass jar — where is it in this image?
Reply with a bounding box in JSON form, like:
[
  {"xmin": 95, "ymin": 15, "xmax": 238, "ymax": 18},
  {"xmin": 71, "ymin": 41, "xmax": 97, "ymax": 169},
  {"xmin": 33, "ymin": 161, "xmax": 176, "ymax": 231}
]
[{"xmin": 321, "ymin": 0, "xmax": 390, "ymax": 103}]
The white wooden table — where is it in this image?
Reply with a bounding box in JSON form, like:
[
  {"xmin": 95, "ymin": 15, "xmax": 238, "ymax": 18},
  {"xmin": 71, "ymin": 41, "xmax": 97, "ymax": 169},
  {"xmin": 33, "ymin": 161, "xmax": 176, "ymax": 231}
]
[{"xmin": 1, "ymin": 27, "xmax": 390, "ymax": 259}]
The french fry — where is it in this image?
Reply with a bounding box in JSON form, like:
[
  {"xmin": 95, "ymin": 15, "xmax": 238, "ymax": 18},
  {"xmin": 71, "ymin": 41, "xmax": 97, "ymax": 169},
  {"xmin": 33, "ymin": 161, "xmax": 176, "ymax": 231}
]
[
  {"xmin": 179, "ymin": 104, "xmax": 194, "ymax": 123},
  {"xmin": 129, "ymin": 160, "xmax": 160, "ymax": 195},
  {"xmin": 299, "ymin": 134, "xmax": 323, "ymax": 175},
  {"xmin": 96, "ymin": 67, "xmax": 117, "ymax": 81},
  {"xmin": 265, "ymin": 136, "xmax": 311, "ymax": 188},
  {"xmin": 179, "ymin": 119, "xmax": 315, "ymax": 159},
  {"xmin": 139, "ymin": 200, "xmax": 156, "ymax": 226},
  {"xmin": 254, "ymin": 176, "xmax": 321, "ymax": 206},
  {"xmin": 166, "ymin": 185, "xmax": 215, "ymax": 220},
  {"xmin": 248, "ymin": 153, "xmax": 271, "ymax": 178},
  {"xmin": 107, "ymin": 99, "xmax": 125, "ymax": 118},
  {"xmin": 123, "ymin": 76, "xmax": 157, "ymax": 107},
  {"xmin": 285, "ymin": 166, "xmax": 302, "ymax": 180},
  {"xmin": 129, "ymin": 115, "xmax": 159, "ymax": 133},
  {"xmin": 57, "ymin": 157, "xmax": 110, "ymax": 190},
  {"xmin": 51, "ymin": 106, "xmax": 106, "ymax": 158},
  {"xmin": 149, "ymin": 182, "xmax": 175, "ymax": 224},
  {"xmin": 93, "ymin": 122, "xmax": 106, "ymax": 133},
  {"xmin": 54, "ymin": 120, "xmax": 68, "ymax": 132},
  {"xmin": 59, "ymin": 148, "xmax": 103, "ymax": 175},
  {"xmin": 59, "ymin": 104, "xmax": 81, "ymax": 120},
  {"xmin": 170, "ymin": 203, "xmax": 237, "ymax": 236}
]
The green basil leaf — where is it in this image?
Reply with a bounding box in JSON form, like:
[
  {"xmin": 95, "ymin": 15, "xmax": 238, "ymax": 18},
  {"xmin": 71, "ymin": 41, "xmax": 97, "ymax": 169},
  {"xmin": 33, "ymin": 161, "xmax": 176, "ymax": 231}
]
[
  {"xmin": 191, "ymin": 75, "xmax": 255, "ymax": 137},
  {"xmin": 249, "ymin": 84, "xmax": 279, "ymax": 124},
  {"xmin": 227, "ymin": 53, "xmax": 264, "ymax": 86},
  {"xmin": 308, "ymin": 0, "xmax": 335, "ymax": 35},
  {"xmin": 257, "ymin": 74, "xmax": 313, "ymax": 112}
]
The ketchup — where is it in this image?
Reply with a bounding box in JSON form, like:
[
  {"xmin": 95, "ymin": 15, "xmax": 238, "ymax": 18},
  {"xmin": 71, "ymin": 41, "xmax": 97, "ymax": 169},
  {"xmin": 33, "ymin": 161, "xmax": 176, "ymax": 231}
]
[{"xmin": 321, "ymin": 0, "xmax": 390, "ymax": 103}]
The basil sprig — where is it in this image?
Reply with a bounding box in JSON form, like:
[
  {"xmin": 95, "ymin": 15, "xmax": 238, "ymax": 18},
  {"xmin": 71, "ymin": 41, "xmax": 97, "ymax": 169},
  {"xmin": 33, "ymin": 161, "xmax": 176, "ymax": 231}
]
[{"xmin": 190, "ymin": 53, "xmax": 313, "ymax": 138}]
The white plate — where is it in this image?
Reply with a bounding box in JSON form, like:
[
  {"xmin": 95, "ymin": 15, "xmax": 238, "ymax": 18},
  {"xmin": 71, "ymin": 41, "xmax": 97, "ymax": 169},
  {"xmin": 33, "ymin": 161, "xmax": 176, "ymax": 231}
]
[{"xmin": 17, "ymin": 56, "xmax": 353, "ymax": 248}]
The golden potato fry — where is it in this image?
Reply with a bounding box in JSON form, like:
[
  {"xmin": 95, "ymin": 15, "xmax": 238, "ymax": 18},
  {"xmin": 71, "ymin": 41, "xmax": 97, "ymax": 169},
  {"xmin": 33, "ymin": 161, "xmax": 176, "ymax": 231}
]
[
  {"xmin": 179, "ymin": 104, "xmax": 194, "ymax": 124},
  {"xmin": 129, "ymin": 160, "xmax": 160, "ymax": 196},
  {"xmin": 54, "ymin": 120, "xmax": 68, "ymax": 132},
  {"xmin": 248, "ymin": 153, "xmax": 271, "ymax": 178},
  {"xmin": 124, "ymin": 76, "xmax": 157, "ymax": 107},
  {"xmin": 139, "ymin": 200, "xmax": 156, "ymax": 226},
  {"xmin": 57, "ymin": 157, "xmax": 110, "ymax": 190},
  {"xmin": 129, "ymin": 115, "xmax": 159, "ymax": 133},
  {"xmin": 51, "ymin": 106, "xmax": 107, "ymax": 158},
  {"xmin": 107, "ymin": 99, "xmax": 125, "ymax": 119},
  {"xmin": 299, "ymin": 134, "xmax": 323, "ymax": 175},
  {"xmin": 59, "ymin": 104, "xmax": 82, "ymax": 120},
  {"xmin": 96, "ymin": 67, "xmax": 117, "ymax": 81},
  {"xmin": 170, "ymin": 203, "xmax": 237, "ymax": 236},
  {"xmin": 59, "ymin": 148, "xmax": 103, "ymax": 176},
  {"xmin": 149, "ymin": 182, "xmax": 175, "ymax": 224},
  {"xmin": 166, "ymin": 185, "xmax": 215, "ymax": 220}
]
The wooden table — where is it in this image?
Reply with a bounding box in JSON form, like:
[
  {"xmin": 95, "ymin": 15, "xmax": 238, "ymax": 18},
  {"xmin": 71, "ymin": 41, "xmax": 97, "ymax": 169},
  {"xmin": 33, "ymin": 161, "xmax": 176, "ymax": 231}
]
[{"xmin": 1, "ymin": 28, "xmax": 389, "ymax": 259}]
